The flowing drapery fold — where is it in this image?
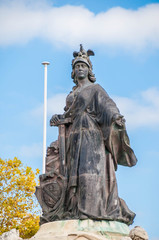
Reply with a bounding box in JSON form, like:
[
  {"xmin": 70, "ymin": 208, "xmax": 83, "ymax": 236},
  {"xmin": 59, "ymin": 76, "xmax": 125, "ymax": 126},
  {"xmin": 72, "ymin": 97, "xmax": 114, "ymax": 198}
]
[{"xmin": 64, "ymin": 84, "xmax": 137, "ymax": 225}]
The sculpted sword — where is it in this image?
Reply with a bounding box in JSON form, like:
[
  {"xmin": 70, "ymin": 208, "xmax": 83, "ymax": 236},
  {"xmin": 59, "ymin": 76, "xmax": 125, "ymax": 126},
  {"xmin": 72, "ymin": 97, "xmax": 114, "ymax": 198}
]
[{"xmin": 50, "ymin": 117, "xmax": 72, "ymax": 176}]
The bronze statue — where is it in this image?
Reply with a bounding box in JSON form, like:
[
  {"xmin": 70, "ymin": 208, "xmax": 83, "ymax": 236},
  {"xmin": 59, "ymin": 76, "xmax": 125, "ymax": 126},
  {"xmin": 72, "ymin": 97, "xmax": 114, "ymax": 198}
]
[{"xmin": 35, "ymin": 45, "xmax": 137, "ymax": 226}]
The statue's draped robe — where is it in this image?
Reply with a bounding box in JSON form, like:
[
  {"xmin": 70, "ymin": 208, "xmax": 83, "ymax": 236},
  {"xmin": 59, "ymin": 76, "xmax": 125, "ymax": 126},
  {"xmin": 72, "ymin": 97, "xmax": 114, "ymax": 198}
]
[{"xmin": 64, "ymin": 84, "xmax": 137, "ymax": 225}]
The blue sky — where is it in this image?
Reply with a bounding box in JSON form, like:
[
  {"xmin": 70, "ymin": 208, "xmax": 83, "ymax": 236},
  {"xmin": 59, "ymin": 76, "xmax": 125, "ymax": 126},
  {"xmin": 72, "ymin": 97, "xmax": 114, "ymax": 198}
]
[{"xmin": 0, "ymin": 0, "xmax": 159, "ymax": 239}]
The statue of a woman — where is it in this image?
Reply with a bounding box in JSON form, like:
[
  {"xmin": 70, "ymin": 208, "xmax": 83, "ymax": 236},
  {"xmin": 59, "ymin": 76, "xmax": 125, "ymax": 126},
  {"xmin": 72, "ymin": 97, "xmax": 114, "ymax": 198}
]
[{"xmin": 50, "ymin": 45, "xmax": 137, "ymax": 225}]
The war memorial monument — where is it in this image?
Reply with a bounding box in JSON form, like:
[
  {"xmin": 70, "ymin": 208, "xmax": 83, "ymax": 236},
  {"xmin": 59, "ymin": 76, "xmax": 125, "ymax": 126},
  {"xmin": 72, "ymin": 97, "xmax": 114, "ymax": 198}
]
[{"xmin": 33, "ymin": 45, "xmax": 148, "ymax": 240}]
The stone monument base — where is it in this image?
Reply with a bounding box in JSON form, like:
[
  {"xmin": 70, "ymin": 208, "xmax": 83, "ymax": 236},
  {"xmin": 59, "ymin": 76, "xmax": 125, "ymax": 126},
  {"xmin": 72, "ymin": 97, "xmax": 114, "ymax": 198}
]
[{"xmin": 30, "ymin": 219, "xmax": 130, "ymax": 240}]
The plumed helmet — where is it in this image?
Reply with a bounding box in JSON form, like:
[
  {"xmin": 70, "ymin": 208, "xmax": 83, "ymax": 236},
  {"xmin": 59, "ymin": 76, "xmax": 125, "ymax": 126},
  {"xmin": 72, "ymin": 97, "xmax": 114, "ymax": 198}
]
[{"xmin": 72, "ymin": 44, "xmax": 95, "ymax": 70}]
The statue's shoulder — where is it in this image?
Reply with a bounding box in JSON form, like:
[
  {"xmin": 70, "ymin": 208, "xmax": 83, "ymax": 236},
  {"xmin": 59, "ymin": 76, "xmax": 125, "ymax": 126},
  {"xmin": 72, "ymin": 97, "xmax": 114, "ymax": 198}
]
[
  {"xmin": 89, "ymin": 83, "xmax": 102, "ymax": 91},
  {"xmin": 93, "ymin": 83, "xmax": 109, "ymax": 96},
  {"xmin": 94, "ymin": 83, "xmax": 104, "ymax": 90}
]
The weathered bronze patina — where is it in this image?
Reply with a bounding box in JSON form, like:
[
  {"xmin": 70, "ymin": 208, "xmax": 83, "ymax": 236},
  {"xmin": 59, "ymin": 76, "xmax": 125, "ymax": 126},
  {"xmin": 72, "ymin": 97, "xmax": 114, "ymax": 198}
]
[{"xmin": 35, "ymin": 45, "xmax": 137, "ymax": 226}]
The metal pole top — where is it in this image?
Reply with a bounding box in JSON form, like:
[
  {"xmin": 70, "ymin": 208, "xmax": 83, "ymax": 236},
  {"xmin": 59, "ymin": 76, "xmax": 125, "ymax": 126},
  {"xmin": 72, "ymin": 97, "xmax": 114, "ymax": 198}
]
[{"xmin": 42, "ymin": 61, "xmax": 50, "ymax": 65}]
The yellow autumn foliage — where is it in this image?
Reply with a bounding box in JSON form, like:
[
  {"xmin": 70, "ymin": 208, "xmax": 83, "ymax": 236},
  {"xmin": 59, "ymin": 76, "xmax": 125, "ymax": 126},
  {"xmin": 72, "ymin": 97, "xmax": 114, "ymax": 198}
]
[{"xmin": 0, "ymin": 157, "xmax": 40, "ymax": 239}]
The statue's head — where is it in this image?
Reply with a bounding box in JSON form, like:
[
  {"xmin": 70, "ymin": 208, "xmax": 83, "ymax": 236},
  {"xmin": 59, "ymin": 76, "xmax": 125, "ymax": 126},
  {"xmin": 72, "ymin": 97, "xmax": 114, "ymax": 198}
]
[{"xmin": 71, "ymin": 44, "xmax": 96, "ymax": 84}]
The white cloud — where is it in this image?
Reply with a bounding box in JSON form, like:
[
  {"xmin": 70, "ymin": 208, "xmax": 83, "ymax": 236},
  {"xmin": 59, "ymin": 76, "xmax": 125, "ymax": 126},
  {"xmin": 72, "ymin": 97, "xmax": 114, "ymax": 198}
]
[
  {"xmin": 114, "ymin": 88, "xmax": 159, "ymax": 129},
  {"xmin": 18, "ymin": 142, "xmax": 42, "ymax": 159},
  {"xmin": 0, "ymin": 142, "xmax": 42, "ymax": 165},
  {"xmin": 0, "ymin": 0, "xmax": 159, "ymax": 51},
  {"xmin": 30, "ymin": 88, "xmax": 159, "ymax": 130},
  {"xmin": 31, "ymin": 93, "xmax": 67, "ymax": 118}
]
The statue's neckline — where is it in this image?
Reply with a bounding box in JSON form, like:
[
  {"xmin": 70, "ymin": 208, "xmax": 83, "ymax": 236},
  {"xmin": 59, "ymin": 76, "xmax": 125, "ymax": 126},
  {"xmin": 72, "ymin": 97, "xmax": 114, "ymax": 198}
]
[{"xmin": 74, "ymin": 83, "xmax": 96, "ymax": 93}]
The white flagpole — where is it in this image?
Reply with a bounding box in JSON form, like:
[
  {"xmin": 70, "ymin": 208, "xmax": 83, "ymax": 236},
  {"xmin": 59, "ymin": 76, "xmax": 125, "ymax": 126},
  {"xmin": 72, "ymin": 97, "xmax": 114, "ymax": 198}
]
[{"xmin": 42, "ymin": 61, "xmax": 50, "ymax": 174}]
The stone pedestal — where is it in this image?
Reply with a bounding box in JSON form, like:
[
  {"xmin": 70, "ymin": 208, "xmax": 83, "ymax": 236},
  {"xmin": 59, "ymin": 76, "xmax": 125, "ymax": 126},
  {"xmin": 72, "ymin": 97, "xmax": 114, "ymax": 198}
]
[{"xmin": 30, "ymin": 219, "xmax": 130, "ymax": 240}]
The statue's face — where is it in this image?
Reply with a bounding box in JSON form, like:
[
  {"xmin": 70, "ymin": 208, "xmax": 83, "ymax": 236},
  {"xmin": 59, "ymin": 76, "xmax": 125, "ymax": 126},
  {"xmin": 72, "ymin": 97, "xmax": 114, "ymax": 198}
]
[{"xmin": 74, "ymin": 62, "xmax": 89, "ymax": 80}]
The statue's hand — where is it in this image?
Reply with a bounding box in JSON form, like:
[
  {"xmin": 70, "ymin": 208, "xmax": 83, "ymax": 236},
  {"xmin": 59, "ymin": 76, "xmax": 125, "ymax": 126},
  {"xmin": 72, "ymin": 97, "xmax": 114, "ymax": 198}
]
[
  {"xmin": 50, "ymin": 114, "xmax": 60, "ymax": 126},
  {"xmin": 112, "ymin": 114, "xmax": 126, "ymax": 127},
  {"xmin": 115, "ymin": 117, "xmax": 125, "ymax": 127}
]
